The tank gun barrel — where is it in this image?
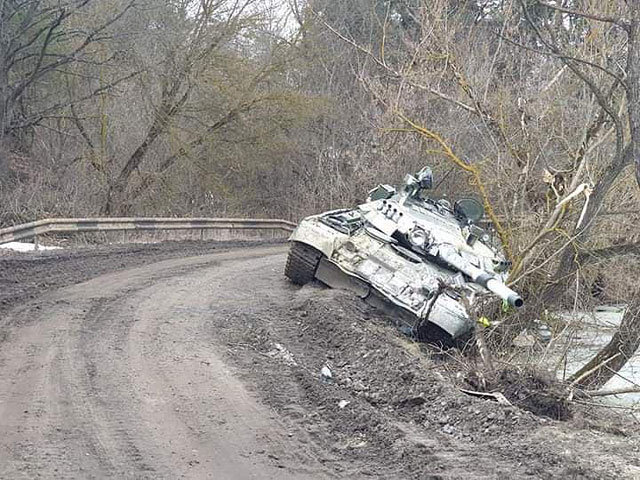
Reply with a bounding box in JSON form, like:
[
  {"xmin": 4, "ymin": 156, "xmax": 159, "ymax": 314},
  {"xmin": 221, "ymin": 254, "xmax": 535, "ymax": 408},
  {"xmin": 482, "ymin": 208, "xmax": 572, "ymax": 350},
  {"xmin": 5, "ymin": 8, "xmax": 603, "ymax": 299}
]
[{"xmin": 437, "ymin": 245, "xmax": 523, "ymax": 308}]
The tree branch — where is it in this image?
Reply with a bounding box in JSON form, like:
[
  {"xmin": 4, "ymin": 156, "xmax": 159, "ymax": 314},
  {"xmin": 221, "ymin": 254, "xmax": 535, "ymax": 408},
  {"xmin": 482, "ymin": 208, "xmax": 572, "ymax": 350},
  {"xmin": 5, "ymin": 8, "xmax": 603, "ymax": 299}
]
[
  {"xmin": 314, "ymin": 11, "xmax": 479, "ymax": 115},
  {"xmin": 536, "ymin": 1, "xmax": 629, "ymax": 30},
  {"xmin": 519, "ymin": 0, "xmax": 627, "ymax": 196},
  {"xmin": 578, "ymin": 241, "xmax": 640, "ymax": 263},
  {"xmin": 497, "ymin": 32, "xmax": 627, "ymax": 88},
  {"xmin": 7, "ymin": 70, "xmax": 143, "ymax": 132},
  {"xmin": 4, "ymin": 0, "xmax": 138, "ymax": 134}
]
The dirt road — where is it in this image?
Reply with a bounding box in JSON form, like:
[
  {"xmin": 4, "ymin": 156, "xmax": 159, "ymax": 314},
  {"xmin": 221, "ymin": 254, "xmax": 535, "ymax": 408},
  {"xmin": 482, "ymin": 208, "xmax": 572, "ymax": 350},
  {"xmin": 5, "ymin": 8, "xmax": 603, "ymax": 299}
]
[
  {"xmin": 0, "ymin": 246, "xmax": 341, "ymax": 478},
  {"xmin": 0, "ymin": 243, "xmax": 639, "ymax": 479}
]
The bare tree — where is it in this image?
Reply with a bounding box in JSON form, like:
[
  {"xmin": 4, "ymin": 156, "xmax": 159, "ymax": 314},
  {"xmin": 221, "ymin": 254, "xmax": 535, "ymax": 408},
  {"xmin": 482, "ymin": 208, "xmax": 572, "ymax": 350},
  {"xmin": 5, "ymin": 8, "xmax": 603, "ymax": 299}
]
[
  {"xmin": 0, "ymin": 0, "xmax": 137, "ymax": 142},
  {"xmin": 511, "ymin": 1, "xmax": 640, "ymax": 293},
  {"xmin": 102, "ymin": 0, "xmax": 287, "ymax": 214}
]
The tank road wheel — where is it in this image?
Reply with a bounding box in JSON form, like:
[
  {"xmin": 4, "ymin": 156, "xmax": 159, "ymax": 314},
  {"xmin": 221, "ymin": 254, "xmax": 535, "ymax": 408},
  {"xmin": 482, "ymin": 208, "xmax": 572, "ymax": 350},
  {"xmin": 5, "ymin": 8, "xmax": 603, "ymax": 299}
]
[{"xmin": 285, "ymin": 241, "xmax": 324, "ymax": 285}]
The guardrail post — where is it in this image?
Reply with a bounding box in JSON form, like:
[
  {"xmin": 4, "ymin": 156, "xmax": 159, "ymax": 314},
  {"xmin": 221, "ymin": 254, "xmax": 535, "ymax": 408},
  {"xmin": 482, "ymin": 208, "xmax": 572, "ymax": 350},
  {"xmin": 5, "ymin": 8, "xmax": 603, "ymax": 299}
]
[{"xmin": 34, "ymin": 235, "xmax": 39, "ymax": 251}]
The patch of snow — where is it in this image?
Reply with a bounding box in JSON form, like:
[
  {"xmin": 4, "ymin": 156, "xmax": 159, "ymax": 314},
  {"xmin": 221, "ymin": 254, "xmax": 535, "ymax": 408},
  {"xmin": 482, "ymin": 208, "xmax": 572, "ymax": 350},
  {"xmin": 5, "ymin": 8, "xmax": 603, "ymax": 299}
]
[{"xmin": 0, "ymin": 242, "xmax": 61, "ymax": 252}]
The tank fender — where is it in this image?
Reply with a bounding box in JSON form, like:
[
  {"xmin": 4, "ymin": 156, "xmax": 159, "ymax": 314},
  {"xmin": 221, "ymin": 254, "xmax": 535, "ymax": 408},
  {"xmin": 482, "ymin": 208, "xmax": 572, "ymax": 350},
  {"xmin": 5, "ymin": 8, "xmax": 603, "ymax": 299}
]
[{"xmin": 289, "ymin": 218, "xmax": 341, "ymax": 258}]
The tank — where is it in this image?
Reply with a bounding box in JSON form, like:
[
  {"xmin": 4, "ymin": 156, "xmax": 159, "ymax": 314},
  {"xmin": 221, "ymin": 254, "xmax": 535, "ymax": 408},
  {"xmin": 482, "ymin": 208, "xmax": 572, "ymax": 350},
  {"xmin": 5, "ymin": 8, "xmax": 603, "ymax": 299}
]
[{"xmin": 284, "ymin": 166, "xmax": 522, "ymax": 344}]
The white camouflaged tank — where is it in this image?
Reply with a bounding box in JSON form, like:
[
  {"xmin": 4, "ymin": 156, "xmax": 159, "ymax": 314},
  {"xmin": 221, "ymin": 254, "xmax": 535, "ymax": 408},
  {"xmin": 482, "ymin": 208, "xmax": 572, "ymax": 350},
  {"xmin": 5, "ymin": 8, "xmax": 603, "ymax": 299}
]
[{"xmin": 285, "ymin": 166, "xmax": 522, "ymax": 344}]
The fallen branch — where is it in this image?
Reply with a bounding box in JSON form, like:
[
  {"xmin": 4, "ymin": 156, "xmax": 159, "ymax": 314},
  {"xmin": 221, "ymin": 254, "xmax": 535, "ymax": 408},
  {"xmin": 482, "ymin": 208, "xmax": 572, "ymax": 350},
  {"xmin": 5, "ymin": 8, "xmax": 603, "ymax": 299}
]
[
  {"xmin": 572, "ymin": 399, "xmax": 640, "ymax": 411},
  {"xmin": 570, "ymin": 353, "xmax": 621, "ymax": 386},
  {"xmin": 585, "ymin": 386, "xmax": 640, "ymax": 397}
]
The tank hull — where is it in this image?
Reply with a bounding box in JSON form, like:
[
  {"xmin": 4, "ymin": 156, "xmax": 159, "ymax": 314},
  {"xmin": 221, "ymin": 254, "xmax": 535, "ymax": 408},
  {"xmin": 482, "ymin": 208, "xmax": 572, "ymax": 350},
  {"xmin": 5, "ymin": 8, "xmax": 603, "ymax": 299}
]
[{"xmin": 288, "ymin": 215, "xmax": 473, "ymax": 342}]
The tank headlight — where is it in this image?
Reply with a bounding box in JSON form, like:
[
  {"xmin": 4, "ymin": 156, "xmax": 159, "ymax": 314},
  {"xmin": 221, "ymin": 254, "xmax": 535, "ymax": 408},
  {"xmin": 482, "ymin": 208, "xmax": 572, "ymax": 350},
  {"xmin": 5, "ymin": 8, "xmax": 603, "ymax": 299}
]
[{"xmin": 408, "ymin": 227, "xmax": 428, "ymax": 248}]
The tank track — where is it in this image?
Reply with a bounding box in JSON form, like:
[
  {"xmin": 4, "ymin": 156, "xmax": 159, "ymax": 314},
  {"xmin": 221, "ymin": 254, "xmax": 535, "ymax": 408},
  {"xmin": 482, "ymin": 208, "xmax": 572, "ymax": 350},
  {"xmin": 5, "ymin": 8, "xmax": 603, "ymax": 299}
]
[{"xmin": 284, "ymin": 242, "xmax": 323, "ymax": 285}]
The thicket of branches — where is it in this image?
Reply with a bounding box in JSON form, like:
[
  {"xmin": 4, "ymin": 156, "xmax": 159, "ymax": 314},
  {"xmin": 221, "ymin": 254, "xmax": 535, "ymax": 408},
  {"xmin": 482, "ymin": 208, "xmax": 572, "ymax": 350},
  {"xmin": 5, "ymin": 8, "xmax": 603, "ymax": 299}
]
[{"xmin": 1, "ymin": 0, "xmax": 639, "ymax": 391}]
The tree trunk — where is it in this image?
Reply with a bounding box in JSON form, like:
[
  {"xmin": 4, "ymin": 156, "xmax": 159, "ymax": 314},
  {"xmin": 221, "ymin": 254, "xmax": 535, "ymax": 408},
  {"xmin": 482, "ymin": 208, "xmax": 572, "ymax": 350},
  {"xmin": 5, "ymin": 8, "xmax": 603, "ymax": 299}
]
[
  {"xmin": 542, "ymin": 144, "xmax": 632, "ymax": 304},
  {"xmin": 628, "ymin": 5, "xmax": 640, "ymax": 188},
  {"xmin": 567, "ymin": 12, "xmax": 640, "ymax": 390},
  {"xmin": 103, "ymin": 129, "xmax": 163, "ymax": 215},
  {"xmin": 102, "ymin": 91, "xmax": 182, "ymax": 215},
  {"xmin": 542, "ymin": 7, "xmax": 640, "ymax": 299},
  {"xmin": 0, "ymin": 52, "xmax": 11, "ymax": 139}
]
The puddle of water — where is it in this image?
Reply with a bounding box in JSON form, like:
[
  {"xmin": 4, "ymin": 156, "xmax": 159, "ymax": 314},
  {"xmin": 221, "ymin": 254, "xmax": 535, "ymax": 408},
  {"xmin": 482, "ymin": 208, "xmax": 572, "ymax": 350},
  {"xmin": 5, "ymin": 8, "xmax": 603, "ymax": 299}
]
[{"xmin": 552, "ymin": 305, "xmax": 639, "ymax": 405}]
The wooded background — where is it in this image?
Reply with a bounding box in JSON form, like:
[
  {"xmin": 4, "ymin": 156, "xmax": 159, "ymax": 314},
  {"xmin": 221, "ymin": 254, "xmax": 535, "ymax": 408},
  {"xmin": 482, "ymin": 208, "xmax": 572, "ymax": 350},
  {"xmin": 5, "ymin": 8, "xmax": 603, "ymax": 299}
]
[{"xmin": 2, "ymin": 1, "xmax": 640, "ymax": 381}]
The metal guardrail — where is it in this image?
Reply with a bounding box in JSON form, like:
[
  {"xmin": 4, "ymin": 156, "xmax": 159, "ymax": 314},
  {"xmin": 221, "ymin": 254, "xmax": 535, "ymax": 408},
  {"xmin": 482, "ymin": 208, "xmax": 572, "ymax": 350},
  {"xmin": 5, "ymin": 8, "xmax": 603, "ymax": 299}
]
[{"xmin": 0, "ymin": 217, "xmax": 297, "ymax": 246}]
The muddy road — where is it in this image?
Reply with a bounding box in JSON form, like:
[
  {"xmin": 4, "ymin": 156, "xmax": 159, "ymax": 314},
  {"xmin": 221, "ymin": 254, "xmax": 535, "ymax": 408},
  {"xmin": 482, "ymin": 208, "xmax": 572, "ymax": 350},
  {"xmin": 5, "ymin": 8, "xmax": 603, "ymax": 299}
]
[{"xmin": 1, "ymin": 243, "xmax": 639, "ymax": 479}]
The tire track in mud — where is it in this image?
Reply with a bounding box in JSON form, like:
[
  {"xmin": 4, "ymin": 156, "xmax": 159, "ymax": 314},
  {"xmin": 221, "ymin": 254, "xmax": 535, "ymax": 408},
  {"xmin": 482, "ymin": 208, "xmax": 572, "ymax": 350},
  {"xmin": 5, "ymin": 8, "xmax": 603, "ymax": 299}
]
[{"xmin": 0, "ymin": 246, "xmax": 343, "ymax": 479}]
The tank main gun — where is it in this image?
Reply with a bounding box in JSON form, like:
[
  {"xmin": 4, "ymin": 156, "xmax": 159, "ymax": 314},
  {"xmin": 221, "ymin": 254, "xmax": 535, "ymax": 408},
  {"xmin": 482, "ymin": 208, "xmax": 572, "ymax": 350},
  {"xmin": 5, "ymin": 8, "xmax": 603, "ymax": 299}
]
[{"xmin": 435, "ymin": 244, "xmax": 523, "ymax": 308}]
